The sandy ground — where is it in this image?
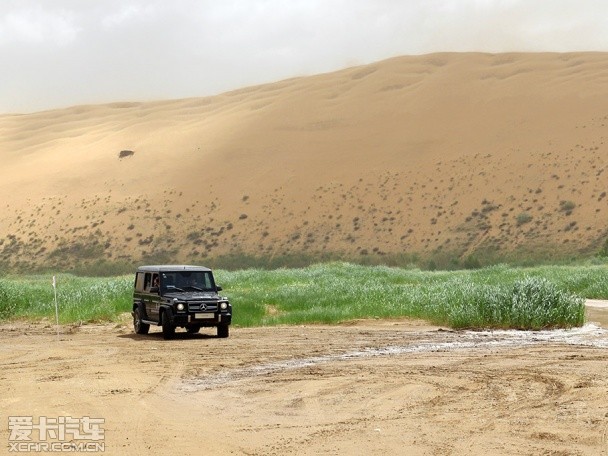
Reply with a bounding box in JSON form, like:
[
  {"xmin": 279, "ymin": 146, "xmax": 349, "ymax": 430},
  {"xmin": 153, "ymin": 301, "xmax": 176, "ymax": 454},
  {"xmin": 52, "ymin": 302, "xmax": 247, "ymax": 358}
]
[{"xmin": 1, "ymin": 302, "xmax": 608, "ymax": 455}]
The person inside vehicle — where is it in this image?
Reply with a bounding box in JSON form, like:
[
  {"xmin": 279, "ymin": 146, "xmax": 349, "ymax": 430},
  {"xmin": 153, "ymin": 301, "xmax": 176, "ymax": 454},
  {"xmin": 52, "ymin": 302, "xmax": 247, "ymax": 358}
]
[{"xmin": 152, "ymin": 275, "xmax": 160, "ymax": 291}]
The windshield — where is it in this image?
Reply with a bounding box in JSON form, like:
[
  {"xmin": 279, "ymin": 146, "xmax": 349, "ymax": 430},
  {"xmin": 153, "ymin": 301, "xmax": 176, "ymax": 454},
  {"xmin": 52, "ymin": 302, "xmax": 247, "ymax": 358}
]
[{"xmin": 160, "ymin": 271, "xmax": 216, "ymax": 293}]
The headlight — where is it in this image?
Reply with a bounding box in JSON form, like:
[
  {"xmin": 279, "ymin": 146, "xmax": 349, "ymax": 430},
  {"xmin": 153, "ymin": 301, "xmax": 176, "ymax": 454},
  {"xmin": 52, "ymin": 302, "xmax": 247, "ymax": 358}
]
[
  {"xmin": 220, "ymin": 302, "xmax": 228, "ymax": 310},
  {"xmin": 176, "ymin": 303, "xmax": 185, "ymax": 311}
]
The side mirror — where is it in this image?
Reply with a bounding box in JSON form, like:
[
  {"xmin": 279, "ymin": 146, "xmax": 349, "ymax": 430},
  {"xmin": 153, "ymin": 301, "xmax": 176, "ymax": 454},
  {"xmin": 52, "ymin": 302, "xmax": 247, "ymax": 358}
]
[{"xmin": 216, "ymin": 286, "xmax": 223, "ymax": 292}]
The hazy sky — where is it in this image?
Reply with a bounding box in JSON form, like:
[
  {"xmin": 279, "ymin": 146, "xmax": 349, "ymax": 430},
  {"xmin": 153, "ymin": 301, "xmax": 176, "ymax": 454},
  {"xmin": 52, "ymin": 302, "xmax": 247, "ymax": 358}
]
[{"xmin": 1, "ymin": 0, "xmax": 607, "ymax": 114}]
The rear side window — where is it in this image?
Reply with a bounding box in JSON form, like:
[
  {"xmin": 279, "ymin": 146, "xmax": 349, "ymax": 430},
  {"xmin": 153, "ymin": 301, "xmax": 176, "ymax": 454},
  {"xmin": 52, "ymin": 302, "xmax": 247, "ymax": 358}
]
[
  {"xmin": 134, "ymin": 272, "xmax": 146, "ymax": 292},
  {"xmin": 143, "ymin": 273, "xmax": 152, "ymax": 291}
]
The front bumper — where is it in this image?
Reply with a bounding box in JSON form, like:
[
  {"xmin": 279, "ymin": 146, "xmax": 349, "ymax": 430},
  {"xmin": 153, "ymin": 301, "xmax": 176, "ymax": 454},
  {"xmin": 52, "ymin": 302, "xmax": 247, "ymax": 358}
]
[{"xmin": 173, "ymin": 312, "xmax": 232, "ymax": 327}]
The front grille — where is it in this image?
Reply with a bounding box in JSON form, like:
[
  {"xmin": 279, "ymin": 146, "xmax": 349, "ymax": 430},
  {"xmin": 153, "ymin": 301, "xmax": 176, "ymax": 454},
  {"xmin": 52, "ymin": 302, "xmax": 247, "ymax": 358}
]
[{"xmin": 187, "ymin": 301, "xmax": 218, "ymax": 312}]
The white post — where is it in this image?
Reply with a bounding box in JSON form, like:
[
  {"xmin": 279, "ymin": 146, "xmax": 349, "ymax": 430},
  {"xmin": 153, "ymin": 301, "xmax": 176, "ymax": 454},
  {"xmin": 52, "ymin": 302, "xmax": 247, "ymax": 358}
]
[{"xmin": 52, "ymin": 276, "xmax": 59, "ymax": 337}]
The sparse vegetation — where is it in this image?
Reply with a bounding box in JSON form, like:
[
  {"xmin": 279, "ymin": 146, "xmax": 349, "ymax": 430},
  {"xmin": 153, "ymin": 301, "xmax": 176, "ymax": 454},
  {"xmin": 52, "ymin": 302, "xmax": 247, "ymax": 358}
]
[
  {"xmin": 49, "ymin": 240, "xmax": 105, "ymax": 262},
  {"xmin": 516, "ymin": 212, "xmax": 533, "ymax": 226},
  {"xmin": 463, "ymin": 255, "xmax": 481, "ymax": 269},
  {"xmin": 559, "ymin": 200, "xmax": 576, "ymax": 214}
]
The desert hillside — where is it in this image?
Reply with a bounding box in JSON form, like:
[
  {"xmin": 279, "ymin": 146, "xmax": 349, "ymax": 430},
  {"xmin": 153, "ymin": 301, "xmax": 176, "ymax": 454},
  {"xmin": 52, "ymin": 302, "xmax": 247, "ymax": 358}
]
[{"xmin": 1, "ymin": 52, "xmax": 607, "ymax": 271}]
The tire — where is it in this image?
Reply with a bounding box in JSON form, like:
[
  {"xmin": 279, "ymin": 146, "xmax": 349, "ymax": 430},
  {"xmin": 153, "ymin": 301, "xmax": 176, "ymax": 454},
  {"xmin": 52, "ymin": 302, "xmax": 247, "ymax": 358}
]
[
  {"xmin": 133, "ymin": 306, "xmax": 150, "ymax": 335},
  {"xmin": 161, "ymin": 311, "xmax": 176, "ymax": 340},
  {"xmin": 217, "ymin": 324, "xmax": 229, "ymax": 338},
  {"xmin": 186, "ymin": 326, "xmax": 200, "ymax": 334}
]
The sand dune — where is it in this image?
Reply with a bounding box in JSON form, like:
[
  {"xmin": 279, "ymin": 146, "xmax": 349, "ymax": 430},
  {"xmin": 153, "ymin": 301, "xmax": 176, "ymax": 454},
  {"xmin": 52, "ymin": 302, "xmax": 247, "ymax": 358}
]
[{"xmin": 1, "ymin": 52, "xmax": 607, "ymax": 270}]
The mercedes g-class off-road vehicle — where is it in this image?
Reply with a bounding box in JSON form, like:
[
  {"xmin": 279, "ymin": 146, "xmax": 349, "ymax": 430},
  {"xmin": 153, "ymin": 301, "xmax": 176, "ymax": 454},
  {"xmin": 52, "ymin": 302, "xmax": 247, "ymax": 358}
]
[{"xmin": 132, "ymin": 265, "xmax": 232, "ymax": 339}]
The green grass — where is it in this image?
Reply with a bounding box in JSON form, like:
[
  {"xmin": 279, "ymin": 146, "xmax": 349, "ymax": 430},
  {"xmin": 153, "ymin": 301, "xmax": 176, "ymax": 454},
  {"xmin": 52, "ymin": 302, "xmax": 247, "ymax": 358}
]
[
  {"xmin": 1, "ymin": 262, "xmax": 605, "ymax": 329},
  {"xmin": 0, "ymin": 275, "xmax": 132, "ymax": 323},
  {"xmin": 217, "ymin": 263, "xmax": 594, "ymax": 329}
]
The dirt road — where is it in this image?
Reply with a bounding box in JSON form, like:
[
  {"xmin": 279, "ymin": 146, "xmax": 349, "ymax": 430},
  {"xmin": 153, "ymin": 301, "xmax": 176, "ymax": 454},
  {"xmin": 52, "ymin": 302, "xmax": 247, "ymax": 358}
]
[{"xmin": 2, "ymin": 304, "xmax": 608, "ymax": 455}]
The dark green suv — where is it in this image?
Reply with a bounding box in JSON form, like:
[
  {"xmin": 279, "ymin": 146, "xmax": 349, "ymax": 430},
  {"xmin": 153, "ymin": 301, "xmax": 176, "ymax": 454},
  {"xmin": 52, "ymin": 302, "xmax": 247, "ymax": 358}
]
[{"xmin": 132, "ymin": 265, "xmax": 232, "ymax": 339}]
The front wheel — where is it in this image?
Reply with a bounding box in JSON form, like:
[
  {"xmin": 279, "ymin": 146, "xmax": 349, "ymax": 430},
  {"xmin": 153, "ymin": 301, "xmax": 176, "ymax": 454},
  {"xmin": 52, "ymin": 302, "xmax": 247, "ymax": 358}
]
[
  {"xmin": 133, "ymin": 307, "xmax": 150, "ymax": 335},
  {"xmin": 162, "ymin": 311, "xmax": 176, "ymax": 340},
  {"xmin": 186, "ymin": 326, "xmax": 200, "ymax": 334},
  {"xmin": 217, "ymin": 324, "xmax": 229, "ymax": 338}
]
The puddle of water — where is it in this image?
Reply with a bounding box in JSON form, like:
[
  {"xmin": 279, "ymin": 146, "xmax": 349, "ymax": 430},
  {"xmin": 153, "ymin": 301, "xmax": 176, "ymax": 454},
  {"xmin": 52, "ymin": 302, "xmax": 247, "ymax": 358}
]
[{"xmin": 180, "ymin": 324, "xmax": 608, "ymax": 392}]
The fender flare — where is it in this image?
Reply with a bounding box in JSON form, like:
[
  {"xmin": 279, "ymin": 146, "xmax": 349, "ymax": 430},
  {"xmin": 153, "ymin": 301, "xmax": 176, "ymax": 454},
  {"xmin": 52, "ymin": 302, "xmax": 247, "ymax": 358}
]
[
  {"xmin": 132, "ymin": 300, "xmax": 145, "ymax": 313},
  {"xmin": 160, "ymin": 306, "xmax": 174, "ymax": 324}
]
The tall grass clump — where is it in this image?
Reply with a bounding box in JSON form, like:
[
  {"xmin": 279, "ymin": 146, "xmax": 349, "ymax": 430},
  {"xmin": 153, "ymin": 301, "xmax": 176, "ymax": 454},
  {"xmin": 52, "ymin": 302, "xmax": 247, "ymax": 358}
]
[
  {"xmin": 53, "ymin": 275, "xmax": 133, "ymax": 322},
  {"xmin": 509, "ymin": 277, "xmax": 585, "ymax": 328},
  {"xmin": 0, "ymin": 280, "xmax": 16, "ymax": 319},
  {"xmin": 441, "ymin": 277, "xmax": 585, "ymax": 329},
  {"xmin": 0, "ymin": 275, "xmax": 132, "ymax": 323}
]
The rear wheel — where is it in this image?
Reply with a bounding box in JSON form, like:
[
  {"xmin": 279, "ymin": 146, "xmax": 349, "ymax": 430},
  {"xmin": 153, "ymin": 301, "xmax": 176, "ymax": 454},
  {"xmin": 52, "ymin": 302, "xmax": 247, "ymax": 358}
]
[
  {"xmin": 133, "ymin": 307, "xmax": 150, "ymax": 335},
  {"xmin": 162, "ymin": 311, "xmax": 176, "ymax": 340},
  {"xmin": 217, "ymin": 324, "xmax": 229, "ymax": 338}
]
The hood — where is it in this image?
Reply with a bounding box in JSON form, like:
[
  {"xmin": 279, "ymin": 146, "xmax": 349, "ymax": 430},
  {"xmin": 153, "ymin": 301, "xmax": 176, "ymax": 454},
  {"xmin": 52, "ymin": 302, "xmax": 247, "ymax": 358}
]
[{"xmin": 163, "ymin": 291, "xmax": 220, "ymax": 301}]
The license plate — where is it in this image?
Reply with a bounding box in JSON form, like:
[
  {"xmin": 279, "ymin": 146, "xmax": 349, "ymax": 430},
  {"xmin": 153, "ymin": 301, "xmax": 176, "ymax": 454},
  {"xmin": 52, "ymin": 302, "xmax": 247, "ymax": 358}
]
[{"xmin": 194, "ymin": 313, "xmax": 214, "ymax": 319}]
